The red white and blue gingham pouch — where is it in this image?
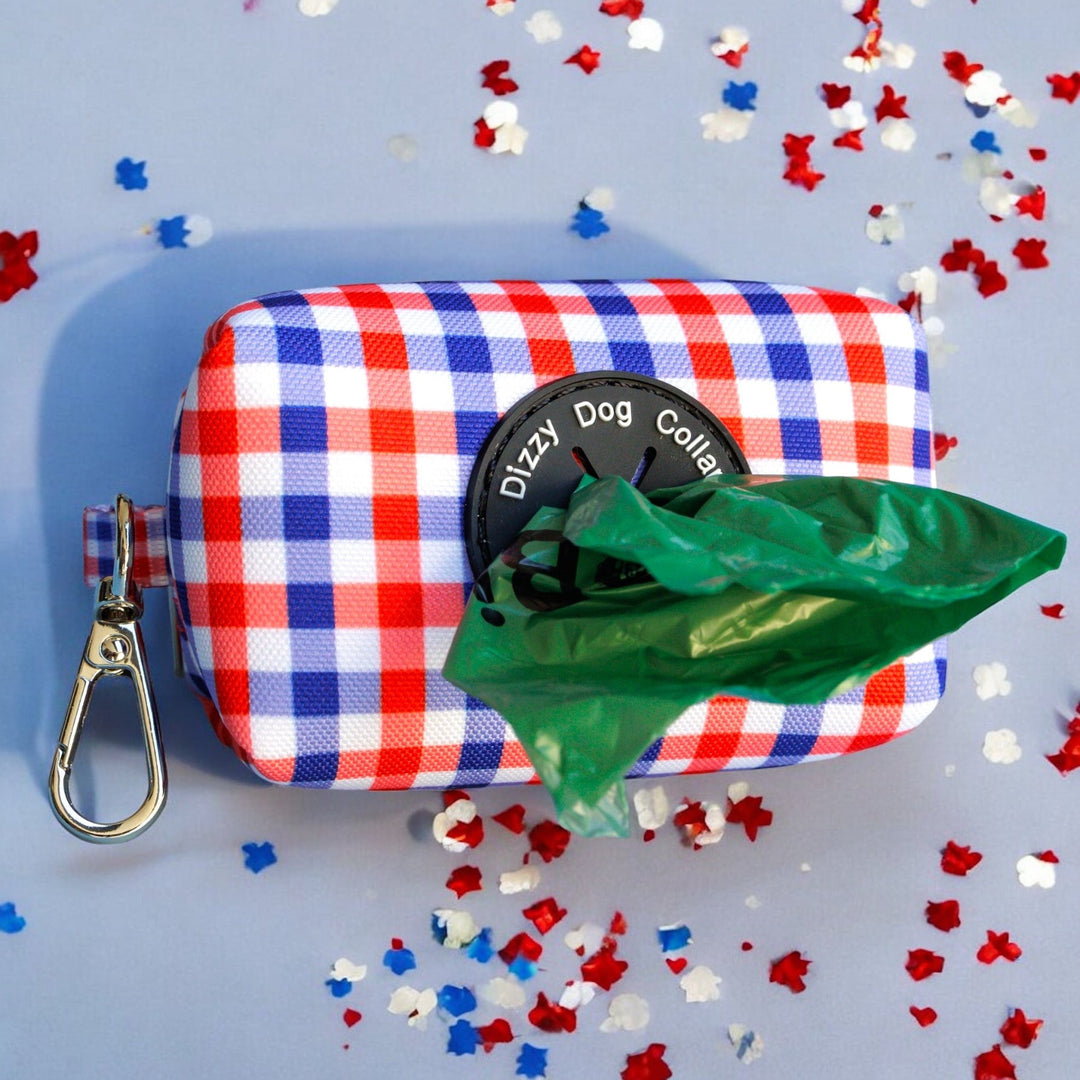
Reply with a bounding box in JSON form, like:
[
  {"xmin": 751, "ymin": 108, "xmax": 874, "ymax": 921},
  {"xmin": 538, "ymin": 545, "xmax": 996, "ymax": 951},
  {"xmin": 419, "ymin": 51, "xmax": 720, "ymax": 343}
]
[{"xmin": 81, "ymin": 279, "xmax": 943, "ymax": 801}]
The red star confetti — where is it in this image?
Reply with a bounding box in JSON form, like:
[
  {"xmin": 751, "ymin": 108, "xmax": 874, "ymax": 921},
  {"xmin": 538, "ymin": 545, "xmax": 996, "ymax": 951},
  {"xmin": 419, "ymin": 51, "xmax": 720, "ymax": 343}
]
[
  {"xmin": 673, "ymin": 798, "xmax": 724, "ymax": 847},
  {"xmin": 434, "ymin": 792, "xmax": 483, "ymax": 851},
  {"xmin": 975, "ymin": 260, "xmax": 1008, "ymax": 298},
  {"xmin": 609, "ymin": 911, "xmax": 628, "ymax": 936},
  {"xmin": 600, "ymin": 0, "xmax": 644, "ymax": 17},
  {"xmin": 500, "ymin": 932, "xmax": 544, "ymax": 966},
  {"xmin": 942, "ymin": 841, "xmax": 983, "ymax": 875},
  {"xmin": 565, "ymin": 45, "xmax": 601, "ymax": 74},
  {"xmin": 481, "ymin": 60, "xmax": 519, "ymax": 96},
  {"xmin": 528, "ymin": 820, "xmax": 572, "ymax": 863},
  {"xmin": 941, "ymin": 238, "xmax": 986, "ymax": 273},
  {"xmin": 1046, "ymin": 722, "xmax": 1080, "ymax": 774},
  {"xmin": 925, "ymin": 899, "xmax": 961, "ymax": 932},
  {"xmin": 343, "ymin": 1008, "xmax": 362, "ymax": 1027},
  {"xmin": 493, "ymin": 804, "xmax": 526, "ymax": 833},
  {"xmin": 769, "ymin": 951, "xmax": 811, "ymax": 993},
  {"xmin": 446, "ymin": 865, "xmax": 482, "ymax": 898},
  {"xmin": 1013, "ymin": 238, "xmax": 1049, "ymax": 269},
  {"xmin": 852, "ymin": 0, "xmax": 880, "ymax": 26},
  {"xmin": 1047, "ymin": 72, "xmax": 1080, "ymax": 103},
  {"xmin": 910, "ymin": 1006, "xmax": 938, "ymax": 1028},
  {"xmin": 528, "ymin": 991, "xmax": 577, "ymax": 1033},
  {"xmin": 976, "ymin": 930, "xmax": 1022, "ymax": 964},
  {"xmin": 834, "ymin": 130, "xmax": 865, "ymax": 151},
  {"xmin": 446, "ymin": 815, "xmax": 484, "ymax": 849},
  {"xmin": 782, "ymin": 134, "xmax": 825, "ymax": 191},
  {"xmin": 944, "ymin": 50, "xmax": 983, "ymax": 85},
  {"xmin": 473, "ymin": 119, "xmax": 496, "ymax": 148},
  {"xmin": 875, "ymin": 84, "xmax": 909, "ymax": 122},
  {"xmin": 1015, "ymin": 186, "xmax": 1046, "ymax": 220},
  {"xmin": 974, "ymin": 1045, "xmax": 1017, "ymax": 1080},
  {"xmin": 0, "ymin": 230, "xmax": 39, "ymax": 303},
  {"xmin": 712, "ymin": 27, "xmax": 749, "ymax": 67},
  {"xmin": 621, "ymin": 1043, "xmax": 672, "ymax": 1080},
  {"xmin": 1039, "ymin": 603, "xmax": 1065, "ymax": 619},
  {"xmin": 476, "ymin": 1018, "xmax": 514, "ymax": 1052},
  {"xmin": 906, "ymin": 949, "xmax": 945, "ymax": 981},
  {"xmin": 725, "ymin": 795, "xmax": 773, "ymax": 841},
  {"xmin": 581, "ymin": 943, "xmax": 628, "ymax": 990},
  {"xmin": 933, "ymin": 434, "xmax": 958, "ymax": 462},
  {"xmin": 522, "ymin": 897, "xmax": 568, "ymax": 936},
  {"xmin": 1000, "ymin": 1009, "xmax": 1043, "ymax": 1048},
  {"xmin": 821, "ymin": 82, "xmax": 852, "ymax": 109}
]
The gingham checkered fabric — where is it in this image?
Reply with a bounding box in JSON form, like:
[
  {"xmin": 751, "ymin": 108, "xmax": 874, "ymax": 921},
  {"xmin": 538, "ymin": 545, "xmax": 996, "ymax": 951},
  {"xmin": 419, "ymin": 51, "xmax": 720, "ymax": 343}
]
[
  {"xmin": 161, "ymin": 280, "xmax": 944, "ymax": 789},
  {"xmin": 83, "ymin": 504, "xmax": 169, "ymax": 589}
]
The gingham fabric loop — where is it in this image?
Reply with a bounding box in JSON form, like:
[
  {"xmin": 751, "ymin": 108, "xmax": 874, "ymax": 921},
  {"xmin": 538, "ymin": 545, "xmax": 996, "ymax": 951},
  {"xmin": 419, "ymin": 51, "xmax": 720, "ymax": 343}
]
[
  {"xmin": 83, "ymin": 504, "xmax": 169, "ymax": 589},
  {"xmin": 163, "ymin": 280, "xmax": 943, "ymax": 790}
]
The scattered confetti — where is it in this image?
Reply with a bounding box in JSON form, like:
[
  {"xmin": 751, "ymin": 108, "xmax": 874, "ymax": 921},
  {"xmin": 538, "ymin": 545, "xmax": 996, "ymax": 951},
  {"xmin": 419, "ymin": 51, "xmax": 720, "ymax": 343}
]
[
  {"xmin": 723, "ymin": 81, "xmax": 758, "ymax": 112},
  {"xmin": 600, "ymin": 993, "xmax": 650, "ymax": 1033},
  {"xmin": 516, "ymin": 1043, "xmax": 549, "ymax": 1078},
  {"xmin": 434, "ymin": 793, "xmax": 483, "ymax": 852},
  {"xmin": 933, "ymin": 433, "xmax": 958, "ymax": 461},
  {"xmin": 522, "ymin": 897, "xmax": 568, "ymax": 935},
  {"xmin": 570, "ymin": 202, "xmax": 610, "ymax": 240},
  {"xmin": 1047, "ymin": 72, "xmax": 1080, "ymax": 103},
  {"xmin": 700, "ymin": 107, "xmax": 754, "ymax": 143},
  {"xmin": 494, "ymin": 804, "xmax": 527, "ymax": 833},
  {"xmin": 386, "ymin": 135, "xmax": 419, "ymax": 163},
  {"xmin": 910, "ymin": 1006, "xmax": 938, "ymax": 1027},
  {"xmin": 477, "ymin": 1018, "xmax": 514, "ymax": 1052},
  {"xmin": 501, "ymin": 866, "xmax": 542, "ymax": 894},
  {"xmin": 782, "ymin": 134, "xmax": 825, "ymax": 191},
  {"xmin": 1029, "ymin": 147, "xmax": 1048, "ymax": 161},
  {"xmin": 488, "ymin": 0, "xmax": 516, "ymax": 14},
  {"xmin": 769, "ymin": 951, "xmax": 810, "ymax": 993},
  {"xmin": 525, "ymin": 11, "xmax": 562, "ymax": 44},
  {"xmin": 558, "ymin": 980, "xmax": 596, "ymax": 1010},
  {"xmin": 528, "ymin": 991, "xmax": 577, "ymax": 1033},
  {"xmin": 1000, "ymin": 1008, "xmax": 1042, "ymax": 1048},
  {"xmin": 325, "ymin": 978, "xmax": 352, "ymax": 998},
  {"xmin": 627, "ymin": 18, "xmax": 663, "ymax": 52},
  {"xmin": 875, "ymin": 84, "xmax": 909, "ymax": 123},
  {"xmin": 679, "ymin": 964, "xmax": 721, "ymax": 1003},
  {"xmin": 898, "ymin": 266, "xmax": 938, "ymax": 306},
  {"xmin": 657, "ymin": 923, "xmax": 692, "ymax": 952},
  {"xmin": 114, "ymin": 157, "xmax": 148, "ymax": 190},
  {"xmin": 600, "ymin": 0, "xmax": 644, "ymax": 17},
  {"xmin": 329, "ymin": 958, "xmax": 368, "ymax": 983},
  {"xmin": 467, "ymin": 927, "xmax": 497, "ymax": 963},
  {"xmin": 621, "ymin": 1043, "xmax": 672, "ymax": 1080},
  {"xmin": 298, "ymin": 0, "xmax": 338, "ymax": 14},
  {"xmin": 446, "ymin": 865, "xmax": 483, "ymax": 899},
  {"xmin": 476, "ymin": 101, "xmax": 529, "ymax": 156},
  {"xmin": 983, "ymin": 729, "xmax": 1022, "ymax": 765},
  {"xmin": 438, "ymin": 984, "xmax": 478, "ymax": 1017},
  {"xmin": 906, "ymin": 949, "xmax": 945, "ymax": 981},
  {"xmin": 1015, "ymin": 185, "xmax": 1046, "ymax": 220},
  {"xmin": 565, "ymin": 46, "xmax": 601, "ymax": 75},
  {"xmin": 0, "ymin": 230, "xmax": 38, "ymax": 302},
  {"xmin": 973, "ymin": 662, "xmax": 1011, "ymax": 700},
  {"xmin": 866, "ymin": 204, "xmax": 904, "ymax": 244},
  {"xmin": 942, "ymin": 841, "xmax": 983, "ymax": 876},
  {"xmin": 481, "ymin": 60, "xmax": 519, "ymax": 96},
  {"xmin": 387, "ymin": 985, "xmax": 438, "ymax": 1028},
  {"xmin": 241, "ymin": 841, "xmax": 277, "ymax": 873},
  {"xmin": 881, "ymin": 118, "xmax": 917, "ymax": 152},
  {"xmin": 673, "ymin": 798, "xmax": 725, "ymax": 847},
  {"xmin": 974, "ymin": 1044, "xmax": 1017, "ymax": 1080},
  {"xmin": 564, "ymin": 922, "xmax": 606, "ymax": 957},
  {"xmin": 384, "ymin": 939, "xmax": 418, "ymax": 975},
  {"xmin": 976, "ymin": 930, "xmax": 1022, "ymax": 964},
  {"xmin": 156, "ymin": 214, "xmax": 213, "ymax": 249},
  {"xmin": 1046, "ymin": 711, "xmax": 1080, "ymax": 774},
  {"xmin": 728, "ymin": 1024, "xmax": 764, "ymax": 1063},
  {"xmin": 1039, "ymin": 603, "xmax": 1065, "ymax": 619},
  {"xmin": 482, "ymin": 976, "xmax": 527, "ymax": 1010},
  {"xmin": 447, "ymin": 1018, "xmax": 480, "ymax": 1056},
  {"xmin": 725, "ymin": 792, "xmax": 773, "ymax": 841},
  {"xmin": 432, "ymin": 909, "xmax": 481, "ymax": 949},
  {"xmin": 581, "ymin": 942, "xmax": 628, "ymax": 990},
  {"xmin": 633, "ymin": 785, "xmax": 669, "ymax": 835},
  {"xmin": 1013, "ymin": 238, "xmax": 1049, "ymax": 269},
  {"xmin": 528, "ymin": 821, "xmax": 572, "ymax": 863},
  {"xmin": 500, "ymin": 931, "xmax": 544, "ymax": 971},
  {"xmin": 342, "ymin": 1007, "xmax": 362, "ymax": 1027},
  {"xmin": 971, "ymin": 130, "xmax": 1001, "ymax": 155},
  {"xmin": 925, "ymin": 899, "xmax": 962, "ymax": 932},
  {"xmin": 0, "ymin": 903, "xmax": 26, "ymax": 934},
  {"xmin": 712, "ymin": 27, "xmax": 749, "ymax": 67},
  {"xmin": 1016, "ymin": 851, "xmax": 1058, "ymax": 889}
]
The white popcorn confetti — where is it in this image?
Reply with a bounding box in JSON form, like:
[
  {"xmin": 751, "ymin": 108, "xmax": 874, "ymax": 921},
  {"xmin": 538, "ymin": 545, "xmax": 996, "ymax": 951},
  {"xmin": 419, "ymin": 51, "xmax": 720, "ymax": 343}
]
[
  {"xmin": 559, "ymin": 980, "xmax": 596, "ymax": 1010},
  {"xmin": 627, "ymin": 18, "xmax": 663, "ymax": 52},
  {"xmin": 525, "ymin": 9, "xmax": 562, "ymax": 43},
  {"xmin": 745, "ymin": 895, "xmax": 762, "ymax": 909},
  {"xmin": 963, "ymin": 150, "xmax": 1005, "ymax": 184},
  {"xmin": 432, "ymin": 908, "xmax": 480, "ymax": 948},
  {"xmin": 944, "ymin": 763, "xmax": 956, "ymax": 777},
  {"xmin": 966, "ymin": 69, "xmax": 1007, "ymax": 108},
  {"xmin": 711, "ymin": 26, "xmax": 749, "ymax": 61},
  {"xmin": 600, "ymin": 993, "xmax": 650, "ymax": 1033},
  {"xmin": 865, "ymin": 205, "xmax": 904, "ymax": 245},
  {"xmin": 882, "ymin": 40, "xmax": 916, "ymax": 69},
  {"xmin": 729, "ymin": 1024, "xmax": 765, "ymax": 1064},
  {"xmin": 983, "ymin": 728, "xmax": 1022, "ymax": 765},
  {"xmin": 880, "ymin": 118, "xmax": 917, "ymax": 152},
  {"xmin": 329, "ymin": 958, "xmax": 367, "ymax": 983},
  {"xmin": 481, "ymin": 976, "xmax": 527, "ymax": 1010},
  {"xmin": 978, "ymin": 176, "xmax": 1017, "ymax": 218},
  {"xmin": 388, "ymin": 986, "xmax": 438, "ymax": 1028},
  {"xmin": 973, "ymin": 661, "xmax": 1012, "ymax": 701},
  {"xmin": 499, "ymin": 865, "xmax": 541, "ymax": 894},
  {"xmin": 633, "ymin": 785, "xmax": 670, "ymax": 830},
  {"xmin": 727, "ymin": 781, "xmax": 751, "ymax": 804},
  {"xmin": 491, "ymin": 122, "xmax": 529, "ymax": 156},
  {"xmin": 898, "ymin": 266, "xmax": 938, "ymax": 305},
  {"xmin": 483, "ymin": 100, "xmax": 519, "ymax": 129},
  {"xmin": 564, "ymin": 922, "xmax": 607, "ymax": 957},
  {"xmin": 829, "ymin": 100, "xmax": 868, "ymax": 132},
  {"xmin": 488, "ymin": 0, "xmax": 515, "ymax": 13},
  {"xmin": 700, "ymin": 108, "xmax": 754, "ymax": 142},
  {"xmin": 998, "ymin": 96, "xmax": 1037, "ymax": 128},
  {"xmin": 298, "ymin": 0, "xmax": 338, "ymax": 14},
  {"xmin": 1016, "ymin": 853, "xmax": 1056, "ymax": 889},
  {"xmin": 433, "ymin": 797, "xmax": 478, "ymax": 852},
  {"xmin": 387, "ymin": 135, "xmax": 419, "ymax": 163},
  {"xmin": 800, "ymin": 862, "xmax": 812, "ymax": 873},
  {"xmin": 583, "ymin": 186, "xmax": 616, "ymax": 212},
  {"xmin": 680, "ymin": 964, "xmax": 722, "ymax": 1003}
]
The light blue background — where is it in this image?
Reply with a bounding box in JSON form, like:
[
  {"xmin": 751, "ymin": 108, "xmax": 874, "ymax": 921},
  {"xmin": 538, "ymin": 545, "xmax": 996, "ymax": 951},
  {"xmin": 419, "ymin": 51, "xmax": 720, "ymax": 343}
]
[{"xmin": 2, "ymin": 2, "xmax": 1078, "ymax": 1078}]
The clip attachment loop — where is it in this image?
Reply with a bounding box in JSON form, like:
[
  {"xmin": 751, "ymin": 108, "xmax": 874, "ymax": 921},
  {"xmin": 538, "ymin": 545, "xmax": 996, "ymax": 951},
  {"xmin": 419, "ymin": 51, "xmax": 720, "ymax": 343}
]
[{"xmin": 49, "ymin": 494, "xmax": 167, "ymax": 843}]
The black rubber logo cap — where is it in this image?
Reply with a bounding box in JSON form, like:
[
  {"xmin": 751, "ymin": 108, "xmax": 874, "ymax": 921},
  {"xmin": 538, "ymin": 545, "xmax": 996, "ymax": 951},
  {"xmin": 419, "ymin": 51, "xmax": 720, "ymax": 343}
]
[{"xmin": 464, "ymin": 371, "xmax": 749, "ymax": 579}]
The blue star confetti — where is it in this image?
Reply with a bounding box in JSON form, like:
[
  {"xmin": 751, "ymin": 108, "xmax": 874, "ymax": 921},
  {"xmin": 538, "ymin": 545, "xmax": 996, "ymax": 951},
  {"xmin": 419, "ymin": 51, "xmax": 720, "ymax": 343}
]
[
  {"xmin": 156, "ymin": 216, "xmax": 191, "ymax": 249},
  {"xmin": 508, "ymin": 954, "xmax": 539, "ymax": 980},
  {"xmin": 657, "ymin": 923, "xmax": 692, "ymax": 952},
  {"xmin": 516, "ymin": 1043, "xmax": 548, "ymax": 1078},
  {"xmin": 446, "ymin": 1018, "xmax": 480, "ymax": 1056},
  {"xmin": 970, "ymin": 129, "xmax": 1001, "ymax": 154},
  {"xmin": 383, "ymin": 940, "xmax": 417, "ymax": 975},
  {"xmin": 241, "ymin": 841, "xmax": 277, "ymax": 873},
  {"xmin": 722, "ymin": 80, "xmax": 758, "ymax": 111},
  {"xmin": 114, "ymin": 157, "xmax": 148, "ymax": 190},
  {"xmin": 0, "ymin": 902, "xmax": 26, "ymax": 934},
  {"xmin": 437, "ymin": 984, "xmax": 477, "ymax": 1017},
  {"xmin": 570, "ymin": 204, "xmax": 610, "ymax": 240},
  {"xmin": 325, "ymin": 978, "xmax": 352, "ymax": 998},
  {"xmin": 467, "ymin": 927, "xmax": 495, "ymax": 963}
]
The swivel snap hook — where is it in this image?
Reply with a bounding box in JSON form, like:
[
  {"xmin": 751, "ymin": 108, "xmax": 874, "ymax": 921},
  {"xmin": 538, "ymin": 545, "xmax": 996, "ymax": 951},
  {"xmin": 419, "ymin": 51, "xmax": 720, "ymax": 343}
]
[{"xmin": 49, "ymin": 494, "xmax": 167, "ymax": 843}]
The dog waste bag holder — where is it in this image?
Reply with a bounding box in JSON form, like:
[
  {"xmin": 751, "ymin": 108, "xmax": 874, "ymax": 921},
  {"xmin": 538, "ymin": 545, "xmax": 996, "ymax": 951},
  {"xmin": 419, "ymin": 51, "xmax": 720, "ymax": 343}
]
[{"xmin": 464, "ymin": 372, "xmax": 749, "ymax": 578}]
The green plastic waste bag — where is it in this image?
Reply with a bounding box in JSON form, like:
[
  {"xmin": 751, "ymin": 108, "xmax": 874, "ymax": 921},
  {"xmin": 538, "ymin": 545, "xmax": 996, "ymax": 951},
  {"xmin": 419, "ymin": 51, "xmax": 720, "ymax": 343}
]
[{"xmin": 442, "ymin": 474, "xmax": 1065, "ymax": 838}]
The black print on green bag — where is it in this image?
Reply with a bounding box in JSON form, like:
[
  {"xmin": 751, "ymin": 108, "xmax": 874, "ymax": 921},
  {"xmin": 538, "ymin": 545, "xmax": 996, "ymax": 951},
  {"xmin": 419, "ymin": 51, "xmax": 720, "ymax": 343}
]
[{"xmin": 463, "ymin": 372, "xmax": 748, "ymax": 579}]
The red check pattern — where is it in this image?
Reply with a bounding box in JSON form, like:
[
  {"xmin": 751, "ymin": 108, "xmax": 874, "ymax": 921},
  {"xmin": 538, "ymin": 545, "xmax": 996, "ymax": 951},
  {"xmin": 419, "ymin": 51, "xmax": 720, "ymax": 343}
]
[{"xmin": 153, "ymin": 280, "xmax": 942, "ymax": 789}]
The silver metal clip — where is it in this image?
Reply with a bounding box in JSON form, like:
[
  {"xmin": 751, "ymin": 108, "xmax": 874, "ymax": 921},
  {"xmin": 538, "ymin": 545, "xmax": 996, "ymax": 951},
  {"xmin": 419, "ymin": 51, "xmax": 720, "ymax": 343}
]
[{"xmin": 49, "ymin": 494, "xmax": 167, "ymax": 843}]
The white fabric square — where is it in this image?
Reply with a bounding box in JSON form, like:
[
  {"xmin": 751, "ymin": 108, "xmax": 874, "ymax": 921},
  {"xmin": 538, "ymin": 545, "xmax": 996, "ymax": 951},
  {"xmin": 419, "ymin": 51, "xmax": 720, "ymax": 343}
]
[
  {"xmin": 493, "ymin": 372, "xmax": 539, "ymax": 413},
  {"xmin": 243, "ymin": 539, "xmax": 287, "ymax": 584},
  {"xmin": 737, "ymin": 378, "xmax": 780, "ymax": 418},
  {"xmin": 819, "ymin": 702, "xmax": 865, "ymax": 736},
  {"xmin": 396, "ymin": 307, "xmax": 446, "ymax": 337},
  {"xmin": 327, "ymin": 452, "xmax": 374, "ymax": 496},
  {"xmin": 310, "ymin": 303, "xmax": 361, "ymax": 336},
  {"xmin": 424, "ymin": 626, "xmax": 459, "ymax": 669},
  {"xmin": 409, "ymin": 369, "xmax": 456, "ymax": 413},
  {"xmin": 322, "ymin": 365, "xmax": 369, "ymax": 409},
  {"xmin": 247, "ymin": 628, "xmax": 294, "ymax": 673},
  {"xmin": 238, "ymin": 453, "xmax": 284, "ymax": 497},
  {"xmin": 479, "ymin": 309, "xmax": 527, "ymax": 340},
  {"xmin": 742, "ymin": 701, "xmax": 786, "ymax": 734},
  {"xmin": 559, "ymin": 313, "xmax": 608, "ymax": 343},
  {"xmin": 329, "ymin": 539, "xmax": 378, "ymax": 584},
  {"xmin": 415, "ymin": 453, "xmax": 460, "ymax": 497},
  {"xmin": 639, "ymin": 314, "xmax": 687, "ymax": 344},
  {"xmin": 420, "ymin": 540, "xmax": 466, "ymax": 583},
  {"xmin": 249, "ymin": 714, "xmax": 298, "ymax": 764},
  {"xmin": 232, "ymin": 363, "xmax": 282, "ymax": 409},
  {"xmin": 338, "ymin": 713, "xmax": 385, "ymax": 752},
  {"xmin": 178, "ymin": 454, "xmax": 203, "ymax": 500},
  {"xmin": 794, "ymin": 313, "xmax": 843, "ymax": 345},
  {"xmin": 717, "ymin": 314, "xmax": 765, "ymax": 344},
  {"xmin": 424, "ymin": 707, "xmax": 467, "ymax": 750},
  {"xmin": 334, "ymin": 628, "xmax": 382, "ymax": 673},
  {"xmin": 180, "ymin": 538, "xmax": 208, "ymax": 584},
  {"xmin": 872, "ymin": 311, "xmax": 917, "ymax": 349},
  {"xmin": 886, "ymin": 384, "xmax": 916, "ymax": 427},
  {"xmin": 814, "ymin": 380, "xmax": 855, "ymax": 422}
]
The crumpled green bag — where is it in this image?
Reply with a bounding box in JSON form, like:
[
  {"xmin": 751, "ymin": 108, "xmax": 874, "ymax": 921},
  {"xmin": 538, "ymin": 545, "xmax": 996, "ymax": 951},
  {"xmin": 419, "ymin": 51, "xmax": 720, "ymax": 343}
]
[{"xmin": 442, "ymin": 474, "xmax": 1065, "ymax": 837}]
